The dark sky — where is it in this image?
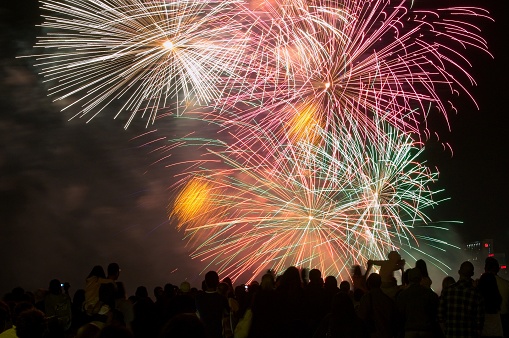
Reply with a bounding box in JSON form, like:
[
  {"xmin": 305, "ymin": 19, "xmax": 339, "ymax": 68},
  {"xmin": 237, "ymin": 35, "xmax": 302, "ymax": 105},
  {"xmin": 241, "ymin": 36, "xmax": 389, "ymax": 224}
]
[{"xmin": 0, "ymin": 0, "xmax": 507, "ymax": 296}]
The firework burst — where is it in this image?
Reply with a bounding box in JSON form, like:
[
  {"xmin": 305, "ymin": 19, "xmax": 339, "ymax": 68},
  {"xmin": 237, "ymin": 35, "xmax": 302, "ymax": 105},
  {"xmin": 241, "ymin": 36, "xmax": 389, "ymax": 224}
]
[
  {"xmin": 29, "ymin": 0, "xmax": 251, "ymax": 127},
  {"xmin": 221, "ymin": 0, "xmax": 492, "ymax": 140},
  {"xmin": 167, "ymin": 112, "xmax": 447, "ymax": 282}
]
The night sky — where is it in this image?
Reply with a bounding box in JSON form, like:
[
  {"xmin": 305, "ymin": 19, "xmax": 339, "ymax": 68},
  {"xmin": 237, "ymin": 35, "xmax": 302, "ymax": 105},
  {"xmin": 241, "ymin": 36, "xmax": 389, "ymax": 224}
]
[{"xmin": 0, "ymin": 0, "xmax": 507, "ymax": 297}]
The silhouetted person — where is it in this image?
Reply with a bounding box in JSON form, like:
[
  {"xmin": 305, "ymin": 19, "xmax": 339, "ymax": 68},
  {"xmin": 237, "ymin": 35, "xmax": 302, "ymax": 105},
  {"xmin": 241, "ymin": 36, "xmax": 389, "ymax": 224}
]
[
  {"xmin": 250, "ymin": 273, "xmax": 278, "ymax": 338},
  {"xmin": 304, "ymin": 268, "xmax": 329, "ymax": 336},
  {"xmin": 485, "ymin": 256, "xmax": 509, "ymax": 337},
  {"xmin": 369, "ymin": 251, "xmax": 405, "ymax": 299},
  {"xmin": 415, "ymin": 259, "xmax": 432, "ymax": 288},
  {"xmin": 396, "ymin": 268, "xmax": 440, "ymax": 338},
  {"xmin": 313, "ymin": 292, "xmax": 365, "ymax": 338},
  {"xmin": 439, "ymin": 261, "xmax": 484, "ymax": 338},
  {"xmin": 358, "ymin": 273, "xmax": 398, "ymax": 338},
  {"xmin": 15, "ymin": 308, "xmax": 47, "ymax": 338},
  {"xmin": 195, "ymin": 271, "xmax": 229, "ymax": 338},
  {"xmin": 45, "ymin": 278, "xmax": 72, "ymax": 334},
  {"xmin": 324, "ymin": 276, "xmax": 340, "ymax": 300},
  {"xmin": 274, "ymin": 266, "xmax": 307, "ymax": 338},
  {"xmin": 106, "ymin": 263, "xmax": 121, "ymax": 282},
  {"xmin": 477, "ymin": 272, "xmax": 503, "ymax": 337}
]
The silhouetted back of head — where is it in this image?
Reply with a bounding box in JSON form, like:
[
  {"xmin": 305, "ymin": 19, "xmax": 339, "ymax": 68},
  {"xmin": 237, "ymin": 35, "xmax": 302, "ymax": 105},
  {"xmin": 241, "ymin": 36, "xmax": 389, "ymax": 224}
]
[
  {"xmin": 261, "ymin": 273, "xmax": 275, "ymax": 291},
  {"xmin": 309, "ymin": 269, "xmax": 322, "ymax": 282},
  {"xmin": 48, "ymin": 279, "xmax": 63, "ymax": 295},
  {"xmin": 88, "ymin": 265, "xmax": 106, "ymax": 279},
  {"xmin": 204, "ymin": 271, "xmax": 220, "ymax": 290},
  {"xmin": 107, "ymin": 263, "xmax": 120, "ymax": 279},
  {"xmin": 324, "ymin": 276, "xmax": 338, "ymax": 290},
  {"xmin": 366, "ymin": 273, "xmax": 382, "ymax": 290},
  {"xmin": 388, "ymin": 251, "xmax": 401, "ymax": 262},
  {"xmin": 485, "ymin": 257, "xmax": 500, "ymax": 274},
  {"xmin": 15, "ymin": 309, "xmax": 46, "ymax": 338},
  {"xmin": 339, "ymin": 280, "xmax": 350, "ymax": 292},
  {"xmin": 135, "ymin": 286, "xmax": 149, "ymax": 299},
  {"xmin": 458, "ymin": 261, "xmax": 475, "ymax": 279},
  {"xmin": 279, "ymin": 266, "xmax": 302, "ymax": 290},
  {"xmin": 407, "ymin": 268, "xmax": 422, "ymax": 284},
  {"xmin": 415, "ymin": 259, "xmax": 429, "ymax": 278},
  {"xmin": 442, "ymin": 276, "xmax": 455, "ymax": 291}
]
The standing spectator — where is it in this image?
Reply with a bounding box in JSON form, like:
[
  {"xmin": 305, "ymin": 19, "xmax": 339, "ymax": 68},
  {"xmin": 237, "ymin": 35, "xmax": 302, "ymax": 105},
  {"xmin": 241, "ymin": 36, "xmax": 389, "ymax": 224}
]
[
  {"xmin": 477, "ymin": 272, "xmax": 503, "ymax": 337},
  {"xmin": 368, "ymin": 251, "xmax": 405, "ymax": 299},
  {"xmin": 313, "ymin": 291, "xmax": 365, "ymax": 338},
  {"xmin": 195, "ymin": 271, "xmax": 229, "ymax": 338},
  {"xmin": 84, "ymin": 266, "xmax": 110, "ymax": 317},
  {"xmin": 485, "ymin": 257, "xmax": 509, "ymax": 337},
  {"xmin": 415, "ymin": 259, "xmax": 432, "ymax": 288},
  {"xmin": 44, "ymin": 279, "xmax": 72, "ymax": 334},
  {"xmin": 106, "ymin": 263, "xmax": 121, "ymax": 283},
  {"xmin": 439, "ymin": 261, "xmax": 485, "ymax": 338},
  {"xmin": 396, "ymin": 268, "xmax": 440, "ymax": 338},
  {"xmin": 358, "ymin": 273, "xmax": 398, "ymax": 338}
]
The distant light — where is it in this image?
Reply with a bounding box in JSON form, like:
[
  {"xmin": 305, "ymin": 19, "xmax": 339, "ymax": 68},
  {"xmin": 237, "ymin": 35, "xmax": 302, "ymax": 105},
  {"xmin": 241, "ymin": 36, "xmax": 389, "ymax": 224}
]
[
  {"xmin": 489, "ymin": 253, "xmax": 494, "ymax": 257},
  {"xmin": 501, "ymin": 265, "xmax": 507, "ymax": 269},
  {"xmin": 484, "ymin": 243, "xmax": 489, "ymax": 248},
  {"xmin": 163, "ymin": 40, "xmax": 174, "ymax": 49}
]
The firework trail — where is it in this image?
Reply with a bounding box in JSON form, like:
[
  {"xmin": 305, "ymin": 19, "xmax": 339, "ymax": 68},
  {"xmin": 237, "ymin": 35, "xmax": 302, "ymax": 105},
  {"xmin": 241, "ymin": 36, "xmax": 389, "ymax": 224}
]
[
  {"xmin": 166, "ymin": 112, "xmax": 448, "ymax": 282},
  {"xmin": 28, "ymin": 0, "xmax": 251, "ymax": 127},
  {"xmin": 220, "ymin": 0, "xmax": 492, "ymax": 140}
]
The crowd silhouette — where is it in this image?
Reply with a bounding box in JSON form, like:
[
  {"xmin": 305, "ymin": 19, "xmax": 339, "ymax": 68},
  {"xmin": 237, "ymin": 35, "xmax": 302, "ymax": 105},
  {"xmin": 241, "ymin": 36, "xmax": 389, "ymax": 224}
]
[{"xmin": 1, "ymin": 254, "xmax": 508, "ymax": 338}]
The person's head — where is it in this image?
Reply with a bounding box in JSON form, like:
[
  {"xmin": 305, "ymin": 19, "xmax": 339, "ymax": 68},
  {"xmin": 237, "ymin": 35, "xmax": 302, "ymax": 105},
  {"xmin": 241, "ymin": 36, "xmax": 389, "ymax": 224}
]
[
  {"xmin": 415, "ymin": 259, "xmax": 429, "ymax": 277},
  {"xmin": 261, "ymin": 273, "xmax": 275, "ymax": 291},
  {"xmin": 135, "ymin": 286, "xmax": 149, "ymax": 299},
  {"xmin": 107, "ymin": 263, "xmax": 120, "ymax": 280},
  {"xmin": 441, "ymin": 276, "xmax": 455, "ymax": 291},
  {"xmin": 351, "ymin": 265, "xmax": 362, "ymax": 276},
  {"xmin": 324, "ymin": 275, "xmax": 338, "ymax": 290},
  {"xmin": 180, "ymin": 281, "xmax": 191, "ymax": 294},
  {"xmin": 217, "ymin": 282, "xmax": 229, "ymax": 297},
  {"xmin": 204, "ymin": 271, "xmax": 220, "ymax": 291},
  {"xmin": 279, "ymin": 266, "xmax": 302, "ymax": 290},
  {"xmin": 88, "ymin": 265, "xmax": 106, "ymax": 279},
  {"xmin": 485, "ymin": 256, "xmax": 500, "ymax": 274},
  {"xmin": 388, "ymin": 251, "xmax": 401, "ymax": 262},
  {"xmin": 407, "ymin": 268, "xmax": 422, "ymax": 285},
  {"xmin": 48, "ymin": 279, "xmax": 63, "ymax": 295},
  {"xmin": 339, "ymin": 280, "xmax": 350, "ymax": 293},
  {"xmin": 366, "ymin": 273, "xmax": 382, "ymax": 290},
  {"xmin": 458, "ymin": 261, "xmax": 475, "ymax": 279},
  {"xmin": 15, "ymin": 309, "xmax": 46, "ymax": 338},
  {"xmin": 309, "ymin": 269, "xmax": 322, "ymax": 282}
]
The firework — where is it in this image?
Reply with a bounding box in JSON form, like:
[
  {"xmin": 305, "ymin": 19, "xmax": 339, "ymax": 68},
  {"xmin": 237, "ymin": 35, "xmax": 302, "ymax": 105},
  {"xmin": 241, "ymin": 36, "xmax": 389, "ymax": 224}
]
[
  {"xmin": 29, "ymin": 0, "xmax": 250, "ymax": 127},
  {"xmin": 167, "ymin": 112, "xmax": 448, "ymax": 282},
  {"xmin": 221, "ymin": 0, "xmax": 492, "ymax": 140}
]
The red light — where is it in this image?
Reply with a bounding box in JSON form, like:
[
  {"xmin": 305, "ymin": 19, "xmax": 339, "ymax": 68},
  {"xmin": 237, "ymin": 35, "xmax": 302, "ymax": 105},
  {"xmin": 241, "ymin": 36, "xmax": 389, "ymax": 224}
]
[
  {"xmin": 501, "ymin": 265, "xmax": 507, "ymax": 269},
  {"xmin": 489, "ymin": 254, "xmax": 494, "ymax": 257},
  {"xmin": 484, "ymin": 243, "xmax": 489, "ymax": 248}
]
